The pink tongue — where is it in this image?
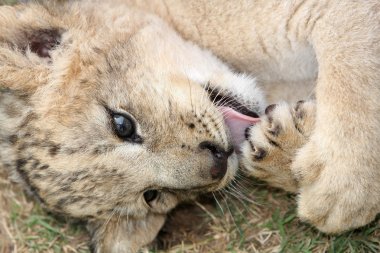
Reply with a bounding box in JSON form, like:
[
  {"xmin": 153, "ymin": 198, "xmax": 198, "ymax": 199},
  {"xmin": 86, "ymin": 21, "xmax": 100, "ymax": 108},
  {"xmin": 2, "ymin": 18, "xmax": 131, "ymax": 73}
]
[{"xmin": 219, "ymin": 106, "xmax": 260, "ymax": 151}]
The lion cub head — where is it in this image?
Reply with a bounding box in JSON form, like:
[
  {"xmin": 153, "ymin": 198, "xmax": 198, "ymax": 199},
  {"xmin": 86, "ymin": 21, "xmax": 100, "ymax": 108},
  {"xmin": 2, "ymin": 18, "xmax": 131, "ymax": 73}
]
[{"xmin": 0, "ymin": 1, "xmax": 265, "ymax": 251}]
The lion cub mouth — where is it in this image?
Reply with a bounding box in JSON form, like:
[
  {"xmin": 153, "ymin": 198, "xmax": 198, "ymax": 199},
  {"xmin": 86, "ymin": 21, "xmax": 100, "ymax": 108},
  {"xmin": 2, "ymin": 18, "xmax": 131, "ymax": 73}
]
[{"xmin": 206, "ymin": 87, "xmax": 261, "ymax": 151}]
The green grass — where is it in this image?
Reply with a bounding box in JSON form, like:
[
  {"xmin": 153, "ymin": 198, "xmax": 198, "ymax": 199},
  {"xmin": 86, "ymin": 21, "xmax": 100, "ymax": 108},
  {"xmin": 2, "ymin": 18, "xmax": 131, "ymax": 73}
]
[
  {"xmin": 0, "ymin": 0, "xmax": 17, "ymax": 5},
  {"xmin": 3, "ymin": 174, "xmax": 379, "ymax": 253},
  {"xmin": 14, "ymin": 209, "xmax": 86, "ymax": 252},
  {"xmin": 149, "ymin": 180, "xmax": 380, "ymax": 253}
]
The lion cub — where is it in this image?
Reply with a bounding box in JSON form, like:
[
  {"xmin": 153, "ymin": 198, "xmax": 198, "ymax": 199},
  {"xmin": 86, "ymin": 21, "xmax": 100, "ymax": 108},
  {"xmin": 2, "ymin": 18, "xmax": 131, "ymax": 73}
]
[
  {"xmin": 2, "ymin": 0, "xmax": 380, "ymax": 251},
  {"xmin": 0, "ymin": 1, "xmax": 265, "ymax": 252}
]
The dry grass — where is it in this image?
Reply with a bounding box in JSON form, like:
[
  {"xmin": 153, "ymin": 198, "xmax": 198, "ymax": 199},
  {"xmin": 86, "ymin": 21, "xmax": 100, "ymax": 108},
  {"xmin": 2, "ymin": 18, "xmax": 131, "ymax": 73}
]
[
  {"xmin": 0, "ymin": 170, "xmax": 89, "ymax": 253},
  {"xmin": 1, "ymin": 168, "xmax": 380, "ymax": 253},
  {"xmin": 152, "ymin": 177, "xmax": 380, "ymax": 253}
]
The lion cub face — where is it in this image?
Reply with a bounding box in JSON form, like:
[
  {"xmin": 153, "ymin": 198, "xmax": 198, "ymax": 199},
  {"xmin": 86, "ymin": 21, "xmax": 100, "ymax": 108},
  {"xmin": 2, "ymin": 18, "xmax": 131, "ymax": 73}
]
[
  {"xmin": 0, "ymin": 3, "xmax": 267, "ymax": 223},
  {"xmin": 25, "ymin": 59, "xmax": 236, "ymax": 220},
  {"xmin": 30, "ymin": 40, "xmax": 238, "ymax": 220}
]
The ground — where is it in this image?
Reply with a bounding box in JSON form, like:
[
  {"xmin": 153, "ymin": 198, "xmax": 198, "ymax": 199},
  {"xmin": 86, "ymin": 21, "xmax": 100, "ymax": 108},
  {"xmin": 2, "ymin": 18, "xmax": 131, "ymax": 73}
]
[
  {"xmin": 0, "ymin": 0, "xmax": 380, "ymax": 252},
  {"xmin": 1, "ymin": 167, "xmax": 379, "ymax": 253}
]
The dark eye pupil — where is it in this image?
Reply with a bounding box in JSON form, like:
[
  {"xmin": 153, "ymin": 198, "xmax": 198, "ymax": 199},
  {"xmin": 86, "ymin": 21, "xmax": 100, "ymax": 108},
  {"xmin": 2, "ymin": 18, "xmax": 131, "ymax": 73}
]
[
  {"xmin": 144, "ymin": 190, "xmax": 158, "ymax": 203},
  {"xmin": 113, "ymin": 114, "xmax": 134, "ymax": 137}
]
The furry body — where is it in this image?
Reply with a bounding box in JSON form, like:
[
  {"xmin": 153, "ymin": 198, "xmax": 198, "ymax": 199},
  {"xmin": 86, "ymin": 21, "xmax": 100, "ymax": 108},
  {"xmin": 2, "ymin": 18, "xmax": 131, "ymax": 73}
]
[
  {"xmin": 133, "ymin": 0, "xmax": 380, "ymax": 234},
  {"xmin": 1, "ymin": 0, "xmax": 380, "ymax": 252}
]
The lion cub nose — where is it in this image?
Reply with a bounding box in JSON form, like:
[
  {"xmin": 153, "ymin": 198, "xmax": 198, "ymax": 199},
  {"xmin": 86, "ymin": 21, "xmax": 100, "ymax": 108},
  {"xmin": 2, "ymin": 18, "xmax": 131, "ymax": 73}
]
[{"xmin": 199, "ymin": 141, "xmax": 233, "ymax": 180}]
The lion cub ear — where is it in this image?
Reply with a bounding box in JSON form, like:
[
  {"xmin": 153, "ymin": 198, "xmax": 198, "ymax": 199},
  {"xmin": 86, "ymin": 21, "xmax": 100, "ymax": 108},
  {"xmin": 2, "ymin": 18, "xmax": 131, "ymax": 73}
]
[
  {"xmin": 0, "ymin": 27, "xmax": 63, "ymax": 93},
  {"xmin": 27, "ymin": 28, "xmax": 62, "ymax": 58},
  {"xmin": 1, "ymin": 28, "xmax": 64, "ymax": 93},
  {"xmin": 0, "ymin": 5, "xmax": 64, "ymax": 93}
]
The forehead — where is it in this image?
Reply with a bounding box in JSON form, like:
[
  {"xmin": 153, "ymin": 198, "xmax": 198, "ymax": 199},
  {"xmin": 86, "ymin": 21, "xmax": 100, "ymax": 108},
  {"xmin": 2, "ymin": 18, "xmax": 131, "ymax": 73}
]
[
  {"xmin": 41, "ymin": 18, "xmax": 210, "ymax": 123},
  {"xmin": 91, "ymin": 40, "xmax": 203, "ymax": 105}
]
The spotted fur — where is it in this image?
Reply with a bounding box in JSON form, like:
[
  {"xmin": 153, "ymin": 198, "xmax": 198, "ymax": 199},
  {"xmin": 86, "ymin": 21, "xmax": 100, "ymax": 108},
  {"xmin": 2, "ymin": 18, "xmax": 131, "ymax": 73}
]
[{"xmin": 0, "ymin": 2, "xmax": 265, "ymax": 252}]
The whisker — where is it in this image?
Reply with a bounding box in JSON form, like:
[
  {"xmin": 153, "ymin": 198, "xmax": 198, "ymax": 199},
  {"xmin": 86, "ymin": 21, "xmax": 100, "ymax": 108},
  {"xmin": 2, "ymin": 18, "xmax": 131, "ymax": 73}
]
[
  {"xmin": 195, "ymin": 200, "xmax": 218, "ymax": 222},
  {"xmin": 212, "ymin": 192, "xmax": 224, "ymax": 215},
  {"xmin": 225, "ymin": 182, "xmax": 257, "ymax": 205},
  {"xmin": 103, "ymin": 208, "xmax": 117, "ymax": 230},
  {"xmin": 186, "ymin": 76, "xmax": 197, "ymax": 118}
]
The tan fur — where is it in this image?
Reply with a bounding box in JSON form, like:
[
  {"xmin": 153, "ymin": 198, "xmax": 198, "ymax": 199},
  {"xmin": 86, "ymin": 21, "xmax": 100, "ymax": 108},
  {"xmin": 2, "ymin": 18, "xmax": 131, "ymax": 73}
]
[
  {"xmin": 1, "ymin": 0, "xmax": 380, "ymax": 251},
  {"xmin": 0, "ymin": 2, "xmax": 265, "ymax": 252},
  {"xmin": 241, "ymin": 101, "xmax": 317, "ymax": 193},
  {"xmin": 121, "ymin": 0, "xmax": 380, "ymax": 236}
]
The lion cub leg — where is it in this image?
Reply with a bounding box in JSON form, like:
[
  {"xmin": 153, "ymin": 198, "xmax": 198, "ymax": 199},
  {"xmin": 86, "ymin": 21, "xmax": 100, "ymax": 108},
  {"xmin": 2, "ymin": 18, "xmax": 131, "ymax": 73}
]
[
  {"xmin": 88, "ymin": 214, "xmax": 166, "ymax": 253},
  {"xmin": 289, "ymin": 1, "xmax": 380, "ymax": 234},
  {"xmin": 241, "ymin": 101, "xmax": 316, "ymax": 192},
  {"xmin": 243, "ymin": 97, "xmax": 380, "ymax": 233}
]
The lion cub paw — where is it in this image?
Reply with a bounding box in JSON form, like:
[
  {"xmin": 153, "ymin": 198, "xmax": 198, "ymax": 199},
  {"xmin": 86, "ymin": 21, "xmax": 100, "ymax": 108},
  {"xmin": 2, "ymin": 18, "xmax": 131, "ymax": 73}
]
[{"xmin": 240, "ymin": 101, "xmax": 316, "ymax": 192}]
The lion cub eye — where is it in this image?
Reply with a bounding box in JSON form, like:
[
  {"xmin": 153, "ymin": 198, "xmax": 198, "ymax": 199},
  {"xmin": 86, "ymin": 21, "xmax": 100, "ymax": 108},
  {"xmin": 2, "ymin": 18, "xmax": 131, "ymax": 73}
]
[
  {"xmin": 143, "ymin": 190, "xmax": 158, "ymax": 204},
  {"xmin": 113, "ymin": 114, "xmax": 134, "ymax": 137},
  {"xmin": 111, "ymin": 113, "xmax": 143, "ymax": 143}
]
